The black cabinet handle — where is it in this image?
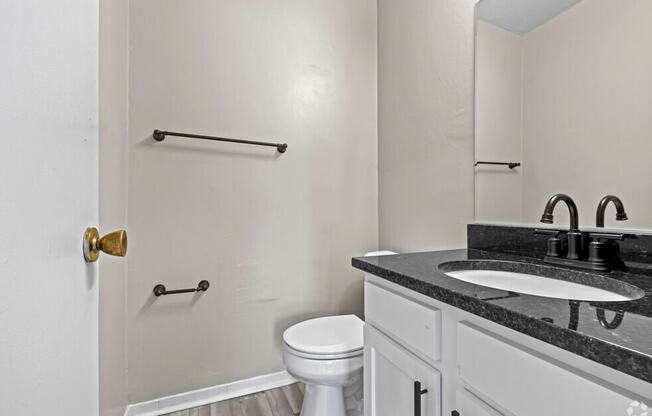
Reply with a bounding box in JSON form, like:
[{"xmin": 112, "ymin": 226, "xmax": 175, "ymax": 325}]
[
  {"xmin": 452, "ymin": 411, "xmax": 460, "ymax": 416},
  {"xmin": 414, "ymin": 381, "xmax": 428, "ymax": 416}
]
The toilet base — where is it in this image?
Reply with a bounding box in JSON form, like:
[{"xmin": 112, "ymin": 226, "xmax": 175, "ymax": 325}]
[{"xmin": 301, "ymin": 384, "xmax": 346, "ymax": 416}]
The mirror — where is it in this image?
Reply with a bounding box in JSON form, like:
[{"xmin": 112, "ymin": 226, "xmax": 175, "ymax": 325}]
[{"xmin": 474, "ymin": 0, "xmax": 652, "ymax": 230}]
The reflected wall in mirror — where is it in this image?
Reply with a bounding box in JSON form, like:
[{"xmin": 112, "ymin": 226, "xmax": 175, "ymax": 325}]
[{"xmin": 474, "ymin": 0, "xmax": 652, "ymax": 230}]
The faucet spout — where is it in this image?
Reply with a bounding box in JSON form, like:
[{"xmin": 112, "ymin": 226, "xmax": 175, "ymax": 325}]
[
  {"xmin": 596, "ymin": 195, "xmax": 628, "ymax": 227},
  {"xmin": 540, "ymin": 194, "xmax": 579, "ymax": 231}
]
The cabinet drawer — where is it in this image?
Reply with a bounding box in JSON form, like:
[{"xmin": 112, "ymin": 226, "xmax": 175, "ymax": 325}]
[
  {"xmin": 365, "ymin": 282, "xmax": 441, "ymax": 361},
  {"xmin": 457, "ymin": 323, "xmax": 639, "ymax": 416}
]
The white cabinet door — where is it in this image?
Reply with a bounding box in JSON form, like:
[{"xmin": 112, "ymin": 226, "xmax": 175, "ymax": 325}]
[
  {"xmin": 365, "ymin": 325, "xmax": 441, "ymax": 416},
  {"xmin": 455, "ymin": 389, "xmax": 504, "ymax": 416}
]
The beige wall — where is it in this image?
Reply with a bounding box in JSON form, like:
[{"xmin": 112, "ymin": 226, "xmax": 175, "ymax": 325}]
[
  {"xmin": 522, "ymin": 0, "xmax": 652, "ymax": 229},
  {"xmin": 378, "ymin": 0, "xmax": 476, "ymax": 251},
  {"xmin": 99, "ymin": 0, "xmax": 129, "ymax": 414},
  {"xmin": 126, "ymin": 0, "xmax": 377, "ymax": 402},
  {"xmin": 475, "ymin": 20, "xmax": 523, "ymax": 224},
  {"xmin": 100, "ymin": 0, "xmax": 478, "ymax": 404}
]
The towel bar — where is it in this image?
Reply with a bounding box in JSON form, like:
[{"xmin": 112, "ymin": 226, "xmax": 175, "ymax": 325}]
[
  {"xmin": 153, "ymin": 129, "xmax": 287, "ymax": 153},
  {"xmin": 153, "ymin": 280, "xmax": 210, "ymax": 296}
]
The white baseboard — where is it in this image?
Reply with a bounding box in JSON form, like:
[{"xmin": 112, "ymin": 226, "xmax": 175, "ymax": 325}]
[{"xmin": 124, "ymin": 371, "xmax": 296, "ymax": 416}]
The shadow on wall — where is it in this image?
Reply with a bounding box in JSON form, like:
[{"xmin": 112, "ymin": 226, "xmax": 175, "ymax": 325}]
[{"xmin": 139, "ymin": 289, "xmax": 205, "ymax": 316}]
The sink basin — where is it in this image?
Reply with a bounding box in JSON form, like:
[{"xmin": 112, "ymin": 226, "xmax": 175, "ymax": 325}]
[{"xmin": 438, "ymin": 260, "xmax": 645, "ymax": 302}]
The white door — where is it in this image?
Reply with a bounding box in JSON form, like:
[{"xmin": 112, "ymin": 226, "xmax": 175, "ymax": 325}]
[
  {"xmin": 0, "ymin": 1, "xmax": 100, "ymax": 415},
  {"xmin": 365, "ymin": 325, "xmax": 441, "ymax": 416}
]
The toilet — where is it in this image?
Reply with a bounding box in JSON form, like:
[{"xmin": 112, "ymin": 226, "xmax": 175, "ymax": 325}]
[
  {"xmin": 283, "ymin": 315, "xmax": 364, "ymax": 416},
  {"xmin": 282, "ymin": 252, "xmax": 396, "ymax": 416}
]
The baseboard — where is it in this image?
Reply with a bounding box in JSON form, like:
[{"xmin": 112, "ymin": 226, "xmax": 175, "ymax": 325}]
[{"xmin": 124, "ymin": 371, "xmax": 296, "ymax": 416}]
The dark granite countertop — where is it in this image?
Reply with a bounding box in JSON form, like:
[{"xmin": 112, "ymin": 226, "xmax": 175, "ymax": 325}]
[{"xmin": 352, "ymin": 248, "xmax": 652, "ymax": 383}]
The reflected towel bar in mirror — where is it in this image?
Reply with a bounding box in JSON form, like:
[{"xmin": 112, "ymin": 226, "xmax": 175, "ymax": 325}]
[
  {"xmin": 475, "ymin": 161, "xmax": 521, "ymax": 169},
  {"xmin": 153, "ymin": 129, "xmax": 288, "ymax": 153},
  {"xmin": 153, "ymin": 280, "xmax": 210, "ymax": 296}
]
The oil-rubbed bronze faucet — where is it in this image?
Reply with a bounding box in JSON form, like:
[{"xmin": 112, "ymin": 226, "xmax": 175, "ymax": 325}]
[
  {"xmin": 586, "ymin": 195, "xmax": 629, "ymax": 271},
  {"xmin": 596, "ymin": 195, "xmax": 628, "ymax": 228},
  {"xmin": 540, "ymin": 194, "xmax": 582, "ymax": 260},
  {"xmin": 536, "ymin": 194, "xmax": 629, "ymax": 272},
  {"xmin": 540, "ymin": 193, "xmax": 579, "ymax": 229}
]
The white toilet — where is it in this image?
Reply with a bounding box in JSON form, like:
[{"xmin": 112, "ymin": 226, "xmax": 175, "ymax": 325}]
[{"xmin": 283, "ymin": 314, "xmax": 364, "ymax": 416}]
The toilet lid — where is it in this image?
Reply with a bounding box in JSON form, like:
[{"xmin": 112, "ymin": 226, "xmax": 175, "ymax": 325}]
[{"xmin": 283, "ymin": 315, "xmax": 364, "ymax": 356}]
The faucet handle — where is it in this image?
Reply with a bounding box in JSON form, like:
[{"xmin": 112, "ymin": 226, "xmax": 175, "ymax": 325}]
[
  {"xmin": 587, "ymin": 232, "xmax": 624, "ymax": 270},
  {"xmin": 534, "ymin": 229, "xmax": 561, "ymax": 236},
  {"xmin": 589, "ymin": 232, "xmax": 624, "ymax": 241},
  {"xmin": 535, "ymin": 229, "xmax": 563, "ymax": 257}
]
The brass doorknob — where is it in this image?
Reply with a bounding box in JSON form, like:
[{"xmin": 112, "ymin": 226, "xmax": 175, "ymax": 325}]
[{"xmin": 83, "ymin": 227, "xmax": 128, "ymax": 262}]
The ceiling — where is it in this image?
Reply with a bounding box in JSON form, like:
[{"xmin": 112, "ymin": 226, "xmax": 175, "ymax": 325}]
[{"xmin": 476, "ymin": 0, "xmax": 583, "ymax": 34}]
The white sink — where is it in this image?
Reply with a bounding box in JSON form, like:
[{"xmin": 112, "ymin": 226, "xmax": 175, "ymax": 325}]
[{"xmin": 444, "ymin": 269, "xmax": 636, "ymax": 302}]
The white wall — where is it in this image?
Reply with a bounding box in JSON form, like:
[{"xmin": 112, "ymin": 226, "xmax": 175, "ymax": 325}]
[
  {"xmin": 99, "ymin": 0, "xmax": 129, "ymax": 414},
  {"xmin": 0, "ymin": 1, "xmax": 99, "ymax": 415},
  {"xmin": 521, "ymin": 0, "xmax": 652, "ymax": 229},
  {"xmin": 126, "ymin": 0, "xmax": 377, "ymax": 402},
  {"xmin": 475, "ymin": 20, "xmax": 523, "ymax": 224},
  {"xmin": 378, "ymin": 0, "xmax": 476, "ymax": 252}
]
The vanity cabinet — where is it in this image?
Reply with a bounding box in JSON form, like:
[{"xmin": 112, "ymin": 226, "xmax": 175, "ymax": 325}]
[
  {"xmin": 364, "ymin": 325, "xmax": 441, "ymax": 416},
  {"xmin": 364, "ymin": 280, "xmax": 649, "ymax": 416}
]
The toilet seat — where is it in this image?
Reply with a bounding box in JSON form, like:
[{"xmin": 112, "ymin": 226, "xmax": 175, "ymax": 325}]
[
  {"xmin": 284, "ymin": 342, "xmax": 362, "ymax": 360},
  {"xmin": 283, "ymin": 315, "xmax": 363, "ymax": 360}
]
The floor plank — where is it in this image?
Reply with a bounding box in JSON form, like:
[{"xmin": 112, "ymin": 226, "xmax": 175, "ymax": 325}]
[
  {"xmin": 256, "ymin": 392, "xmax": 275, "ymax": 416},
  {"xmin": 163, "ymin": 384, "xmax": 302, "ymax": 416},
  {"xmin": 241, "ymin": 392, "xmax": 264, "ymax": 416},
  {"xmin": 166, "ymin": 410, "xmax": 189, "ymax": 416},
  {"xmin": 191, "ymin": 404, "xmax": 213, "ymax": 416},
  {"xmin": 210, "ymin": 400, "xmax": 233, "ymax": 416},
  {"xmin": 264, "ymin": 388, "xmax": 295, "ymax": 416},
  {"xmin": 229, "ymin": 397, "xmax": 245, "ymax": 416},
  {"xmin": 281, "ymin": 384, "xmax": 303, "ymax": 415}
]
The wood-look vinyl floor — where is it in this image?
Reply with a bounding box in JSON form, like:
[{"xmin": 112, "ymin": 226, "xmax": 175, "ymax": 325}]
[{"xmin": 165, "ymin": 383, "xmax": 305, "ymax": 416}]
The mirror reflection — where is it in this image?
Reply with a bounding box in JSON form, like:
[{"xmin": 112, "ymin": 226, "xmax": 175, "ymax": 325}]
[{"xmin": 474, "ymin": 0, "xmax": 652, "ymax": 230}]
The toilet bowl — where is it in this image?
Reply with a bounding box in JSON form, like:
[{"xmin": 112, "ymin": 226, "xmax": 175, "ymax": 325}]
[{"xmin": 282, "ymin": 315, "xmax": 364, "ymax": 416}]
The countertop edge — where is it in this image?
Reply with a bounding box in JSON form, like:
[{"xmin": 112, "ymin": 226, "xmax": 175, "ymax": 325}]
[{"xmin": 352, "ymin": 257, "xmax": 652, "ymax": 384}]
